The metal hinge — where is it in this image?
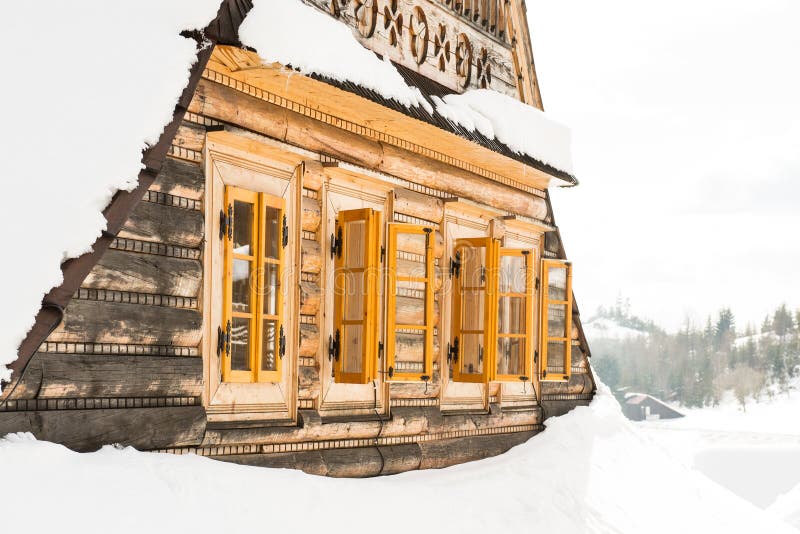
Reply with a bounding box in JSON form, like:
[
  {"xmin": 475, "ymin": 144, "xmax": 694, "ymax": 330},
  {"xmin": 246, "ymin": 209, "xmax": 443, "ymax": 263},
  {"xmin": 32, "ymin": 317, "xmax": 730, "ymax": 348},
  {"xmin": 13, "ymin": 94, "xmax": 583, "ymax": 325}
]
[
  {"xmin": 216, "ymin": 320, "xmax": 231, "ymax": 357},
  {"xmin": 279, "ymin": 325, "xmax": 286, "ymax": 359},
  {"xmin": 330, "ymin": 226, "xmax": 342, "ymax": 259},
  {"xmin": 478, "ymin": 345, "xmax": 484, "ymax": 363},
  {"xmin": 219, "ymin": 204, "xmax": 232, "ymax": 241},
  {"xmin": 535, "ymin": 277, "xmax": 540, "ymax": 291},
  {"xmin": 449, "ymin": 251, "xmax": 462, "ymax": 278},
  {"xmin": 380, "ymin": 246, "xmax": 385, "ymax": 263},
  {"xmin": 378, "ymin": 341, "xmax": 384, "ymax": 359},
  {"xmin": 447, "ymin": 337, "xmax": 459, "ymax": 363},
  {"xmin": 281, "ymin": 214, "xmax": 288, "ymax": 248},
  {"xmin": 328, "ymin": 330, "xmax": 340, "ymax": 361},
  {"xmin": 480, "ymin": 265, "xmax": 486, "ymax": 284}
]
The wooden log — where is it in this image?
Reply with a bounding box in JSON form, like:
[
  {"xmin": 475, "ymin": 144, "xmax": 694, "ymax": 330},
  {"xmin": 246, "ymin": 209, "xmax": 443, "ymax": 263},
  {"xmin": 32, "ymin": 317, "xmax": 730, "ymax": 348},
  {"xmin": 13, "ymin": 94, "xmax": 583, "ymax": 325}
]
[
  {"xmin": 490, "ymin": 217, "xmax": 506, "ymax": 240},
  {"xmin": 540, "ymin": 373, "xmax": 593, "ymax": 396},
  {"xmin": 396, "ymin": 258, "xmax": 443, "ymax": 290},
  {"xmin": 392, "ymin": 188, "xmax": 444, "ymax": 223},
  {"xmin": 119, "ymin": 200, "xmax": 204, "ymax": 248},
  {"xmin": 298, "ymin": 365, "xmax": 321, "ymax": 401},
  {"xmin": 394, "ymin": 297, "xmax": 440, "ymax": 327},
  {"xmin": 10, "ymin": 353, "xmax": 203, "ymax": 399},
  {"xmin": 301, "ymin": 160, "xmax": 325, "ymax": 191},
  {"xmin": 417, "ymin": 433, "xmax": 536, "ymax": 470},
  {"xmin": 172, "ymin": 122, "xmax": 206, "ymax": 153},
  {"xmin": 150, "ymin": 157, "xmax": 204, "ymax": 200},
  {"xmin": 301, "ymin": 196, "xmax": 321, "ymax": 232},
  {"xmin": 191, "ymin": 80, "xmax": 547, "ymax": 219},
  {"xmin": 395, "ymin": 230, "xmax": 444, "ymax": 258},
  {"xmin": 389, "ymin": 381, "xmax": 441, "ymax": 399},
  {"xmin": 0, "ymin": 407, "xmax": 206, "ymax": 452},
  {"xmin": 48, "ymin": 300, "xmax": 202, "ymax": 346},
  {"xmin": 301, "ymin": 239, "xmax": 322, "ymax": 274},
  {"xmin": 83, "ymin": 249, "xmax": 201, "ymax": 298},
  {"xmin": 299, "ymin": 281, "xmax": 321, "ymax": 316},
  {"xmin": 299, "ymin": 323, "xmax": 319, "ymax": 358}
]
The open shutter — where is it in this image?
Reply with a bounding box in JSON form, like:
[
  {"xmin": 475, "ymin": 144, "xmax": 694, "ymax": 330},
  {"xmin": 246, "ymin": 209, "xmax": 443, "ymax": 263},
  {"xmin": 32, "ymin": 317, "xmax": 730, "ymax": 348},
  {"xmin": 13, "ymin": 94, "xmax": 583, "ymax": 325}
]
[
  {"xmin": 491, "ymin": 248, "xmax": 534, "ymax": 382},
  {"xmin": 451, "ymin": 238, "xmax": 497, "ymax": 383},
  {"xmin": 540, "ymin": 259, "xmax": 573, "ymax": 382},
  {"xmin": 333, "ymin": 208, "xmax": 380, "ymax": 384},
  {"xmin": 386, "ymin": 224, "xmax": 435, "ymax": 382}
]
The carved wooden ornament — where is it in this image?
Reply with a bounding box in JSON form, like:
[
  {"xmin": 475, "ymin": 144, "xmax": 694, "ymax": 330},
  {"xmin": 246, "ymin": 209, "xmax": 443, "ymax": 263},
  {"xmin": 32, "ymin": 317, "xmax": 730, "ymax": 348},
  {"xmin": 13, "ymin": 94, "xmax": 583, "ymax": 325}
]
[{"xmin": 409, "ymin": 7, "xmax": 429, "ymax": 64}]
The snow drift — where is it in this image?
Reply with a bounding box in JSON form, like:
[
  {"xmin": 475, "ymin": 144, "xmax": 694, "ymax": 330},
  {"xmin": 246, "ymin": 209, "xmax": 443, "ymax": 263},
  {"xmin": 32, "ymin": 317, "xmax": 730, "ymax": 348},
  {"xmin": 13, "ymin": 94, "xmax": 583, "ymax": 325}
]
[{"xmin": 0, "ymin": 384, "xmax": 794, "ymax": 534}]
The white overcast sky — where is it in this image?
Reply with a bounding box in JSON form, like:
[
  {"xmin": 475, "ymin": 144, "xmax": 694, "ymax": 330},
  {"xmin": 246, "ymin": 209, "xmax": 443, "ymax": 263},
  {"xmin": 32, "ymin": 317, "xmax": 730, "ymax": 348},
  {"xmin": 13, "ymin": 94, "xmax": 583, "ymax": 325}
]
[{"xmin": 527, "ymin": 0, "xmax": 800, "ymax": 331}]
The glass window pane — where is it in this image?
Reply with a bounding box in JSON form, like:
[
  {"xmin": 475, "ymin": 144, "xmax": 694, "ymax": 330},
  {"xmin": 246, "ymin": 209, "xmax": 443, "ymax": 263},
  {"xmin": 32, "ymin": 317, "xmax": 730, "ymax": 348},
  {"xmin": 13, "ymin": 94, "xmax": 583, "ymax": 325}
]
[
  {"xmin": 498, "ymin": 296, "xmax": 525, "ymax": 334},
  {"xmin": 548, "ymin": 266, "xmax": 567, "ymax": 301},
  {"xmin": 461, "ymin": 289, "xmax": 484, "ymax": 331},
  {"xmin": 460, "ymin": 333, "xmax": 484, "ymax": 375},
  {"xmin": 497, "ymin": 337, "xmax": 525, "ymax": 376},
  {"xmin": 344, "ymin": 271, "xmax": 365, "ymax": 321},
  {"xmin": 396, "ymin": 231, "xmax": 426, "ymax": 256},
  {"xmin": 345, "ymin": 220, "xmax": 366, "ymax": 268},
  {"xmin": 261, "ymin": 320, "xmax": 277, "ymax": 372},
  {"xmin": 548, "ymin": 304, "xmax": 567, "ymax": 338},
  {"xmin": 232, "ymin": 259, "xmax": 251, "ymax": 313},
  {"xmin": 230, "ymin": 317, "xmax": 251, "ymax": 371},
  {"xmin": 263, "ymin": 263, "xmax": 279, "ymax": 316},
  {"xmin": 396, "ymin": 281, "xmax": 426, "ymax": 326},
  {"xmin": 342, "ymin": 324, "xmax": 364, "ymax": 374},
  {"xmin": 264, "ymin": 206, "xmax": 280, "ymax": 259},
  {"xmin": 460, "ymin": 246, "xmax": 485, "ymax": 288},
  {"xmin": 393, "ymin": 329, "xmax": 425, "ymax": 374},
  {"xmin": 233, "ymin": 200, "xmax": 253, "ymax": 255},
  {"xmin": 499, "ymin": 254, "xmax": 527, "ymax": 293},
  {"xmin": 547, "ymin": 341, "xmax": 567, "ymax": 374}
]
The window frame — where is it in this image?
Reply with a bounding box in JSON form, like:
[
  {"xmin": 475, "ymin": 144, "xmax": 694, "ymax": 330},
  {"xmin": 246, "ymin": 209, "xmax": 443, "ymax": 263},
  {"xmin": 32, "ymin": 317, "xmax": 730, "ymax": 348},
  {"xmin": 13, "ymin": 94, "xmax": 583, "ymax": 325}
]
[
  {"xmin": 221, "ymin": 185, "xmax": 285, "ymax": 384},
  {"xmin": 332, "ymin": 208, "xmax": 382, "ymax": 384},
  {"xmin": 539, "ymin": 259, "xmax": 573, "ymax": 382},
  {"xmin": 386, "ymin": 223, "xmax": 435, "ymax": 382},
  {"xmin": 491, "ymin": 248, "xmax": 535, "ymax": 382}
]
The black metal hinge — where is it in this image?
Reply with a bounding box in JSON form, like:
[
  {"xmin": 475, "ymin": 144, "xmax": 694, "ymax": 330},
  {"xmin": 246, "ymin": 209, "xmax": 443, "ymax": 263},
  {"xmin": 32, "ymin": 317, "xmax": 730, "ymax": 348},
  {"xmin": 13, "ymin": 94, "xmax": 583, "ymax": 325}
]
[
  {"xmin": 281, "ymin": 214, "xmax": 289, "ymax": 248},
  {"xmin": 478, "ymin": 345, "xmax": 484, "ymax": 363},
  {"xmin": 480, "ymin": 265, "xmax": 486, "ymax": 283},
  {"xmin": 279, "ymin": 325, "xmax": 286, "ymax": 359},
  {"xmin": 378, "ymin": 341, "xmax": 384, "ymax": 359},
  {"xmin": 449, "ymin": 251, "xmax": 461, "ymax": 278},
  {"xmin": 219, "ymin": 204, "xmax": 233, "ymax": 241},
  {"xmin": 535, "ymin": 277, "xmax": 540, "ymax": 291},
  {"xmin": 330, "ymin": 226, "xmax": 342, "ymax": 259},
  {"xmin": 217, "ymin": 320, "xmax": 231, "ymax": 357},
  {"xmin": 447, "ymin": 337, "xmax": 459, "ymax": 363},
  {"xmin": 380, "ymin": 246, "xmax": 385, "ymax": 263},
  {"xmin": 328, "ymin": 330, "xmax": 340, "ymax": 361}
]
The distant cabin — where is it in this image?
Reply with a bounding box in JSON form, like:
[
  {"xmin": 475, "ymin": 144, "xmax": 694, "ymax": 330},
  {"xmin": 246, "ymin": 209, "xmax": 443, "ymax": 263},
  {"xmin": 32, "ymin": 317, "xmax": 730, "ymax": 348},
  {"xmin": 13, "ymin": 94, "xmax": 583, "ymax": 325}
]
[
  {"xmin": 623, "ymin": 393, "xmax": 684, "ymax": 421},
  {"xmin": 1, "ymin": 0, "xmax": 596, "ymax": 476}
]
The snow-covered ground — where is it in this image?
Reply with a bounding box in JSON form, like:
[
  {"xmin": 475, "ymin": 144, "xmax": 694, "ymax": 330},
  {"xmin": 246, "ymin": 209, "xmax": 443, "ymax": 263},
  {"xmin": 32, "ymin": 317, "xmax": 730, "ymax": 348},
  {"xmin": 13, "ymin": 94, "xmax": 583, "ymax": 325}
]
[
  {"xmin": 583, "ymin": 316, "xmax": 648, "ymax": 340},
  {"xmin": 1, "ymin": 384, "xmax": 796, "ymax": 534},
  {"xmin": 640, "ymin": 384, "xmax": 800, "ymax": 526}
]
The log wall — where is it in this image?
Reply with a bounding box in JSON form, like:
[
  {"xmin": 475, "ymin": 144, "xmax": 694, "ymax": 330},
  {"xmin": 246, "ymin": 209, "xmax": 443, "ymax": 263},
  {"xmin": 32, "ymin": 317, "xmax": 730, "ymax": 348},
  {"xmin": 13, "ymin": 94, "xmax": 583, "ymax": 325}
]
[{"xmin": 0, "ymin": 70, "xmax": 594, "ymax": 473}]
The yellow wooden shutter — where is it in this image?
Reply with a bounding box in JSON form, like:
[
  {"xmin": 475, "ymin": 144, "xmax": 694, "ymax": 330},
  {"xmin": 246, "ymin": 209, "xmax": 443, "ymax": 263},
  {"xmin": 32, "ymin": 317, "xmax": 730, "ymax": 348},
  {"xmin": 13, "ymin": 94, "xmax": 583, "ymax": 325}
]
[
  {"xmin": 540, "ymin": 259, "xmax": 573, "ymax": 382},
  {"xmin": 491, "ymin": 248, "xmax": 534, "ymax": 382},
  {"xmin": 451, "ymin": 238, "xmax": 497, "ymax": 383},
  {"xmin": 333, "ymin": 208, "xmax": 380, "ymax": 384}
]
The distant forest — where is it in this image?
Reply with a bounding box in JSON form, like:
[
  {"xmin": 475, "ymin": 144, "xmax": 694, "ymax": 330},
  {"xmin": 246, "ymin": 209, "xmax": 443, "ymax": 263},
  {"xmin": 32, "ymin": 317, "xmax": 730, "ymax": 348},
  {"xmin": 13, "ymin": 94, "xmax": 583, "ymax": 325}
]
[{"xmin": 590, "ymin": 300, "xmax": 800, "ymax": 409}]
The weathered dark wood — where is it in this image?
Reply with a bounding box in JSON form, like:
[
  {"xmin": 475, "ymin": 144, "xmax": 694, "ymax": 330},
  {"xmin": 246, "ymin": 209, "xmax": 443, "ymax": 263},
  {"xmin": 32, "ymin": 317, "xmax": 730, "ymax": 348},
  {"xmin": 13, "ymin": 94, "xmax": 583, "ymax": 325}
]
[
  {"xmin": 119, "ymin": 201, "xmax": 204, "ymax": 248},
  {"xmin": 0, "ymin": 406, "xmax": 206, "ymax": 452},
  {"xmin": 48, "ymin": 300, "xmax": 202, "ymax": 346},
  {"xmin": 540, "ymin": 373, "xmax": 594, "ymax": 396},
  {"xmin": 149, "ymin": 157, "xmax": 204, "ymax": 200},
  {"xmin": 83, "ymin": 249, "xmax": 202, "ymax": 297},
  {"xmin": 298, "ymin": 365, "xmax": 320, "ymax": 400},
  {"xmin": 10, "ymin": 353, "xmax": 202, "ymax": 399},
  {"xmin": 299, "ymin": 281, "xmax": 321, "ymax": 316},
  {"xmin": 172, "ymin": 123, "xmax": 206, "ymax": 154},
  {"xmin": 417, "ymin": 432, "xmax": 536, "ymax": 470},
  {"xmin": 540, "ymin": 399, "xmax": 592, "ymax": 419}
]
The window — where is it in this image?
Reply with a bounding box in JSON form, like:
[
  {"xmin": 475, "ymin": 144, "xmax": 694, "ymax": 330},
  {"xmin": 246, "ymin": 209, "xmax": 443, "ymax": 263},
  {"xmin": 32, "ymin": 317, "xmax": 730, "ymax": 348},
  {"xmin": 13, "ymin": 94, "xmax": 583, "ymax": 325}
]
[
  {"xmin": 332, "ymin": 208, "xmax": 382, "ymax": 384},
  {"xmin": 450, "ymin": 239, "xmax": 535, "ymax": 383},
  {"xmin": 494, "ymin": 248, "xmax": 534, "ymax": 381},
  {"xmin": 220, "ymin": 186, "xmax": 286, "ymax": 383},
  {"xmin": 386, "ymin": 223, "xmax": 435, "ymax": 381},
  {"xmin": 540, "ymin": 259, "xmax": 573, "ymax": 382}
]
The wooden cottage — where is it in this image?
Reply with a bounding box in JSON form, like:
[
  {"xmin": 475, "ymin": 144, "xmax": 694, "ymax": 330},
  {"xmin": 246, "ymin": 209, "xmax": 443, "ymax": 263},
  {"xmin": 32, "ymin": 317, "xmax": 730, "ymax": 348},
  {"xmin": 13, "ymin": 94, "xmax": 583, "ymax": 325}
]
[
  {"xmin": 623, "ymin": 394, "xmax": 684, "ymax": 422},
  {"xmin": 0, "ymin": 0, "xmax": 596, "ymax": 476}
]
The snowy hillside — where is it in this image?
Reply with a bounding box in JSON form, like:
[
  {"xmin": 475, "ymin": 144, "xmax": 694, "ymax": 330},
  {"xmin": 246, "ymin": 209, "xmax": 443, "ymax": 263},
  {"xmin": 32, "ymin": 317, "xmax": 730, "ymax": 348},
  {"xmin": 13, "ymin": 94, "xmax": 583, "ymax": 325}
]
[
  {"xmin": 1, "ymin": 384, "xmax": 796, "ymax": 534},
  {"xmin": 584, "ymin": 316, "xmax": 649, "ymax": 340}
]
